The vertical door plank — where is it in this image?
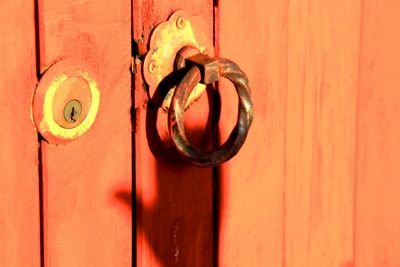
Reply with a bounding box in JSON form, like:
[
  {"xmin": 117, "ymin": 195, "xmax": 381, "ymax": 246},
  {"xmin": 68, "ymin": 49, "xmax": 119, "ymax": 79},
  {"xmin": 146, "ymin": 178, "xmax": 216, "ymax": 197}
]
[
  {"xmin": 355, "ymin": 1, "xmax": 400, "ymax": 266},
  {"xmin": 217, "ymin": 0, "xmax": 287, "ymax": 266},
  {"xmin": 0, "ymin": 1, "xmax": 40, "ymax": 266},
  {"xmin": 133, "ymin": 1, "xmax": 214, "ymax": 266},
  {"xmin": 218, "ymin": 0, "xmax": 360, "ymax": 266},
  {"xmin": 38, "ymin": 0, "xmax": 132, "ymax": 265},
  {"xmin": 285, "ymin": 1, "xmax": 360, "ymax": 266}
]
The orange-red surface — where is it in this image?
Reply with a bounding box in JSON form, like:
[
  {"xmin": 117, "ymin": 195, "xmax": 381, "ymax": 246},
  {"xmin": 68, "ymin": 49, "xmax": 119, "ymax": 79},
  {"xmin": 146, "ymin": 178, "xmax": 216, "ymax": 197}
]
[
  {"xmin": 1, "ymin": 0, "xmax": 400, "ymax": 266},
  {"xmin": 355, "ymin": 0, "xmax": 400, "ymax": 265},
  {"xmin": 133, "ymin": 1, "xmax": 215, "ymax": 266},
  {"xmin": 0, "ymin": 0, "xmax": 40, "ymax": 266},
  {"xmin": 218, "ymin": 0, "xmax": 400, "ymax": 266},
  {"xmin": 37, "ymin": 0, "xmax": 132, "ymax": 265}
]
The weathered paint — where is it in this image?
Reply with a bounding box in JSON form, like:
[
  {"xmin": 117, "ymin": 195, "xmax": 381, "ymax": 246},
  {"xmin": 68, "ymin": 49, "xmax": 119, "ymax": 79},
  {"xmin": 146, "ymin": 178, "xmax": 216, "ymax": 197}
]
[
  {"xmin": 37, "ymin": 0, "xmax": 132, "ymax": 265},
  {"xmin": 133, "ymin": 1, "xmax": 215, "ymax": 266},
  {"xmin": 1, "ymin": 0, "xmax": 400, "ymax": 266},
  {"xmin": 0, "ymin": 0, "xmax": 40, "ymax": 266}
]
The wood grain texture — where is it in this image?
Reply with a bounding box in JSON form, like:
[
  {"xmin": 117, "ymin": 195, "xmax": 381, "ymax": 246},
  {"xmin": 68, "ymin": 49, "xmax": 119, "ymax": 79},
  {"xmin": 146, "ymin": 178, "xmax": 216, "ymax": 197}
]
[
  {"xmin": 133, "ymin": 1, "xmax": 214, "ymax": 266},
  {"xmin": 217, "ymin": 1, "xmax": 287, "ymax": 266},
  {"xmin": 37, "ymin": 0, "xmax": 132, "ymax": 265},
  {"xmin": 355, "ymin": 1, "xmax": 400, "ymax": 266},
  {"xmin": 0, "ymin": 0, "xmax": 40, "ymax": 266},
  {"xmin": 284, "ymin": 1, "xmax": 360, "ymax": 265},
  {"xmin": 217, "ymin": 0, "xmax": 360, "ymax": 266}
]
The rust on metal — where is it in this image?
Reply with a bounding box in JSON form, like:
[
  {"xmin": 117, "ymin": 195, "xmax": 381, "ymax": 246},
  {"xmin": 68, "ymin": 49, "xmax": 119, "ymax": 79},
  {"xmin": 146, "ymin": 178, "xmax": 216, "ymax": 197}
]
[
  {"xmin": 185, "ymin": 53, "xmax": 219, "ymax": 84},
  {"xmin": 168, "ymin": 57, "xmax": 254, "ymax": 167},
  {"xmin": 142, "ymin": 10, "xmax": 214, "ymax": 111}
]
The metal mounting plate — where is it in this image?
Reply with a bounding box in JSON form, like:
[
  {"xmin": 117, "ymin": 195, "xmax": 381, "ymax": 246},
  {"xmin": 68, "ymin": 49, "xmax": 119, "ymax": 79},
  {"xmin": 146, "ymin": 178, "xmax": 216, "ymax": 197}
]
[{"xmin": 143, "ymin": 10, "xmax": 214, "ymax": 110}]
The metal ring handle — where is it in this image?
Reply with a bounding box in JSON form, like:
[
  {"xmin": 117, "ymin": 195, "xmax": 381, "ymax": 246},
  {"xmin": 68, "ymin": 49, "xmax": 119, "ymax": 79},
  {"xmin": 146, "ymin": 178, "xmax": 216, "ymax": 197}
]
[{"xmin": 168, "ymin": 58, "xmax": 254, "ymax": 167}]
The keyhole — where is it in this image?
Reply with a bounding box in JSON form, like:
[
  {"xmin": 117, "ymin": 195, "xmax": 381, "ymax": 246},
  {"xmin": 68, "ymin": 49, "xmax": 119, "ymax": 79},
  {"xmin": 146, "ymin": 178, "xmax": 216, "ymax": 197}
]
[
  {"xmin": 70, "ymin": 107, "xmax": 76, "ymax": 122},
  {"xmin": 64, "ymin": 99, "xmax": 82, "ymax": 123}
]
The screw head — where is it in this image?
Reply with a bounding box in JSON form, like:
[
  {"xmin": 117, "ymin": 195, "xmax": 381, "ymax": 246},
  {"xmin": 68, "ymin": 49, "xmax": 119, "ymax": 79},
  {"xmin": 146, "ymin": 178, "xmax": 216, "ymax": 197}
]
[
  {"xmin": 148, "ymin": 61, "xmax": 158, "ymax": 73},
  {"xmin": 64, "ymin": 99, "xmax": 82, "ymax": 123},
  {"xmin": 176, "ymin": 17, "xmax": 186, "ymax": 29}
]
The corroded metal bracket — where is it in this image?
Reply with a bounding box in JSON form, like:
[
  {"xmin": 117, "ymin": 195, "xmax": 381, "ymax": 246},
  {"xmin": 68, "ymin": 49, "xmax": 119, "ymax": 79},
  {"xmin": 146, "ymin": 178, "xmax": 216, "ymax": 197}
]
[{"xmin": 143, "ymin": 10, "xmax": 214, "ymax": 110}]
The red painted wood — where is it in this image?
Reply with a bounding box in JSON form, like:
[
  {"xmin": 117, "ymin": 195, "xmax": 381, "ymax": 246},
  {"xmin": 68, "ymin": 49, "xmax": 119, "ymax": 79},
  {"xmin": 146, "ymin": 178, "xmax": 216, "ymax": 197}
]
[
  {"xmin": 0, "ymin": 0, "xmax": 40, "ymax": 266},
  {"xmin": 283, "ymin": 1, "xmax": 360, "ymax": 265},
  {"xmin": 217, "ymin": 0, "xmax": 360, "ymax": 266},
  {"xmin": 355, "ymin": 1, "xmax": 400, "ymax": 266},
  {"xmin": 216, "ymin": 1, "xmax": 286, "ymax": 265},
  {"xmin": 37, "ymin": 0, "xmax": 132, "ymax": 265},
  {"xmin": 1, "ymin": 0, "xmax": 399, "ymax": 265},
  {"xmin": 133, "ymin": 1, "xmax": 214, "ymax": 266}
]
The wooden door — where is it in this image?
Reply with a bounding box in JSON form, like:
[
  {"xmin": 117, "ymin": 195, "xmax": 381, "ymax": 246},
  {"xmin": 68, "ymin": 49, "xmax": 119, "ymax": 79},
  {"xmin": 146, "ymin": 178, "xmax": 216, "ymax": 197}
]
[
  {"xmin": 2, "ymin": 0, "xmax": 400, "ymax": 266},
  {"xmin": 133, "ymin": 2, "xmax": 215, "ymax": 266},
  {"xmin": 2, "ymin": 0, "xmax": 132, "ymax": 265},
  {"xmin": 0, "ymin": 0, "xmax": 40, "ymax": 266},
  {"xmin": 217, "ymin": 0, "xmax": 400, "ymax": 266},
  {"xmin": 36, "ymin": 0, "xmax": 132, "ymax": 265}
]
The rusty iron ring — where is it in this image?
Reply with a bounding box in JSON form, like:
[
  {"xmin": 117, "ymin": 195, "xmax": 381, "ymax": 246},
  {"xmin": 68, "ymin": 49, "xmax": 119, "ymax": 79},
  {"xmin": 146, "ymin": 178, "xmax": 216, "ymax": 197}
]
[{"xmin": 168, "ymin": 58, "xmax": 254, "ymax": 167}]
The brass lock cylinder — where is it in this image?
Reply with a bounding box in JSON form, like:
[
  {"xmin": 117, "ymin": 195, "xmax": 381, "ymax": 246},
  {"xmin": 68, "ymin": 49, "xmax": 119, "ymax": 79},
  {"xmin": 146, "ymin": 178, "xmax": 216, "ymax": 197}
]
[{"xmin": 32, "ymin": 59, "xmax": 100, "ymax": 144}]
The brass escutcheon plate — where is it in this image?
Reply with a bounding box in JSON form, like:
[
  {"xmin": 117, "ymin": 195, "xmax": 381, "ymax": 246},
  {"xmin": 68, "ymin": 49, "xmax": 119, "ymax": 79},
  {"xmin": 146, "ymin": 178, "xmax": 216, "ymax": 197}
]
[
  {"xmin": 143, "ymin": 10, "xmax": 214, "ymax": 110},
  {"xmin": 32, "ymin": 59, "xmax": 100, "ymax": 145}
]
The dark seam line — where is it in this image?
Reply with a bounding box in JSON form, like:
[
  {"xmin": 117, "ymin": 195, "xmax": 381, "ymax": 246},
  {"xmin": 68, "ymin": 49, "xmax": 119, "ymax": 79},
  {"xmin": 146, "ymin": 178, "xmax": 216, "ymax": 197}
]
[
  {"xmin": 34, "ymin": 0, "xmax": 41, "ymax": 78},
  {"xmin": 37, "ymin": 136, "xmax": 45, "ymax": 267},
  {"xmin": 131, "ymin": 0, "xmax": 137, "ymax": 266},
  {"xmin": 212, "ymin": 1, "xmax": 220, "ymax": 266},
  {"xmin": 33, "ymin": 0, "xmax": 44, "ymax": 265}
]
